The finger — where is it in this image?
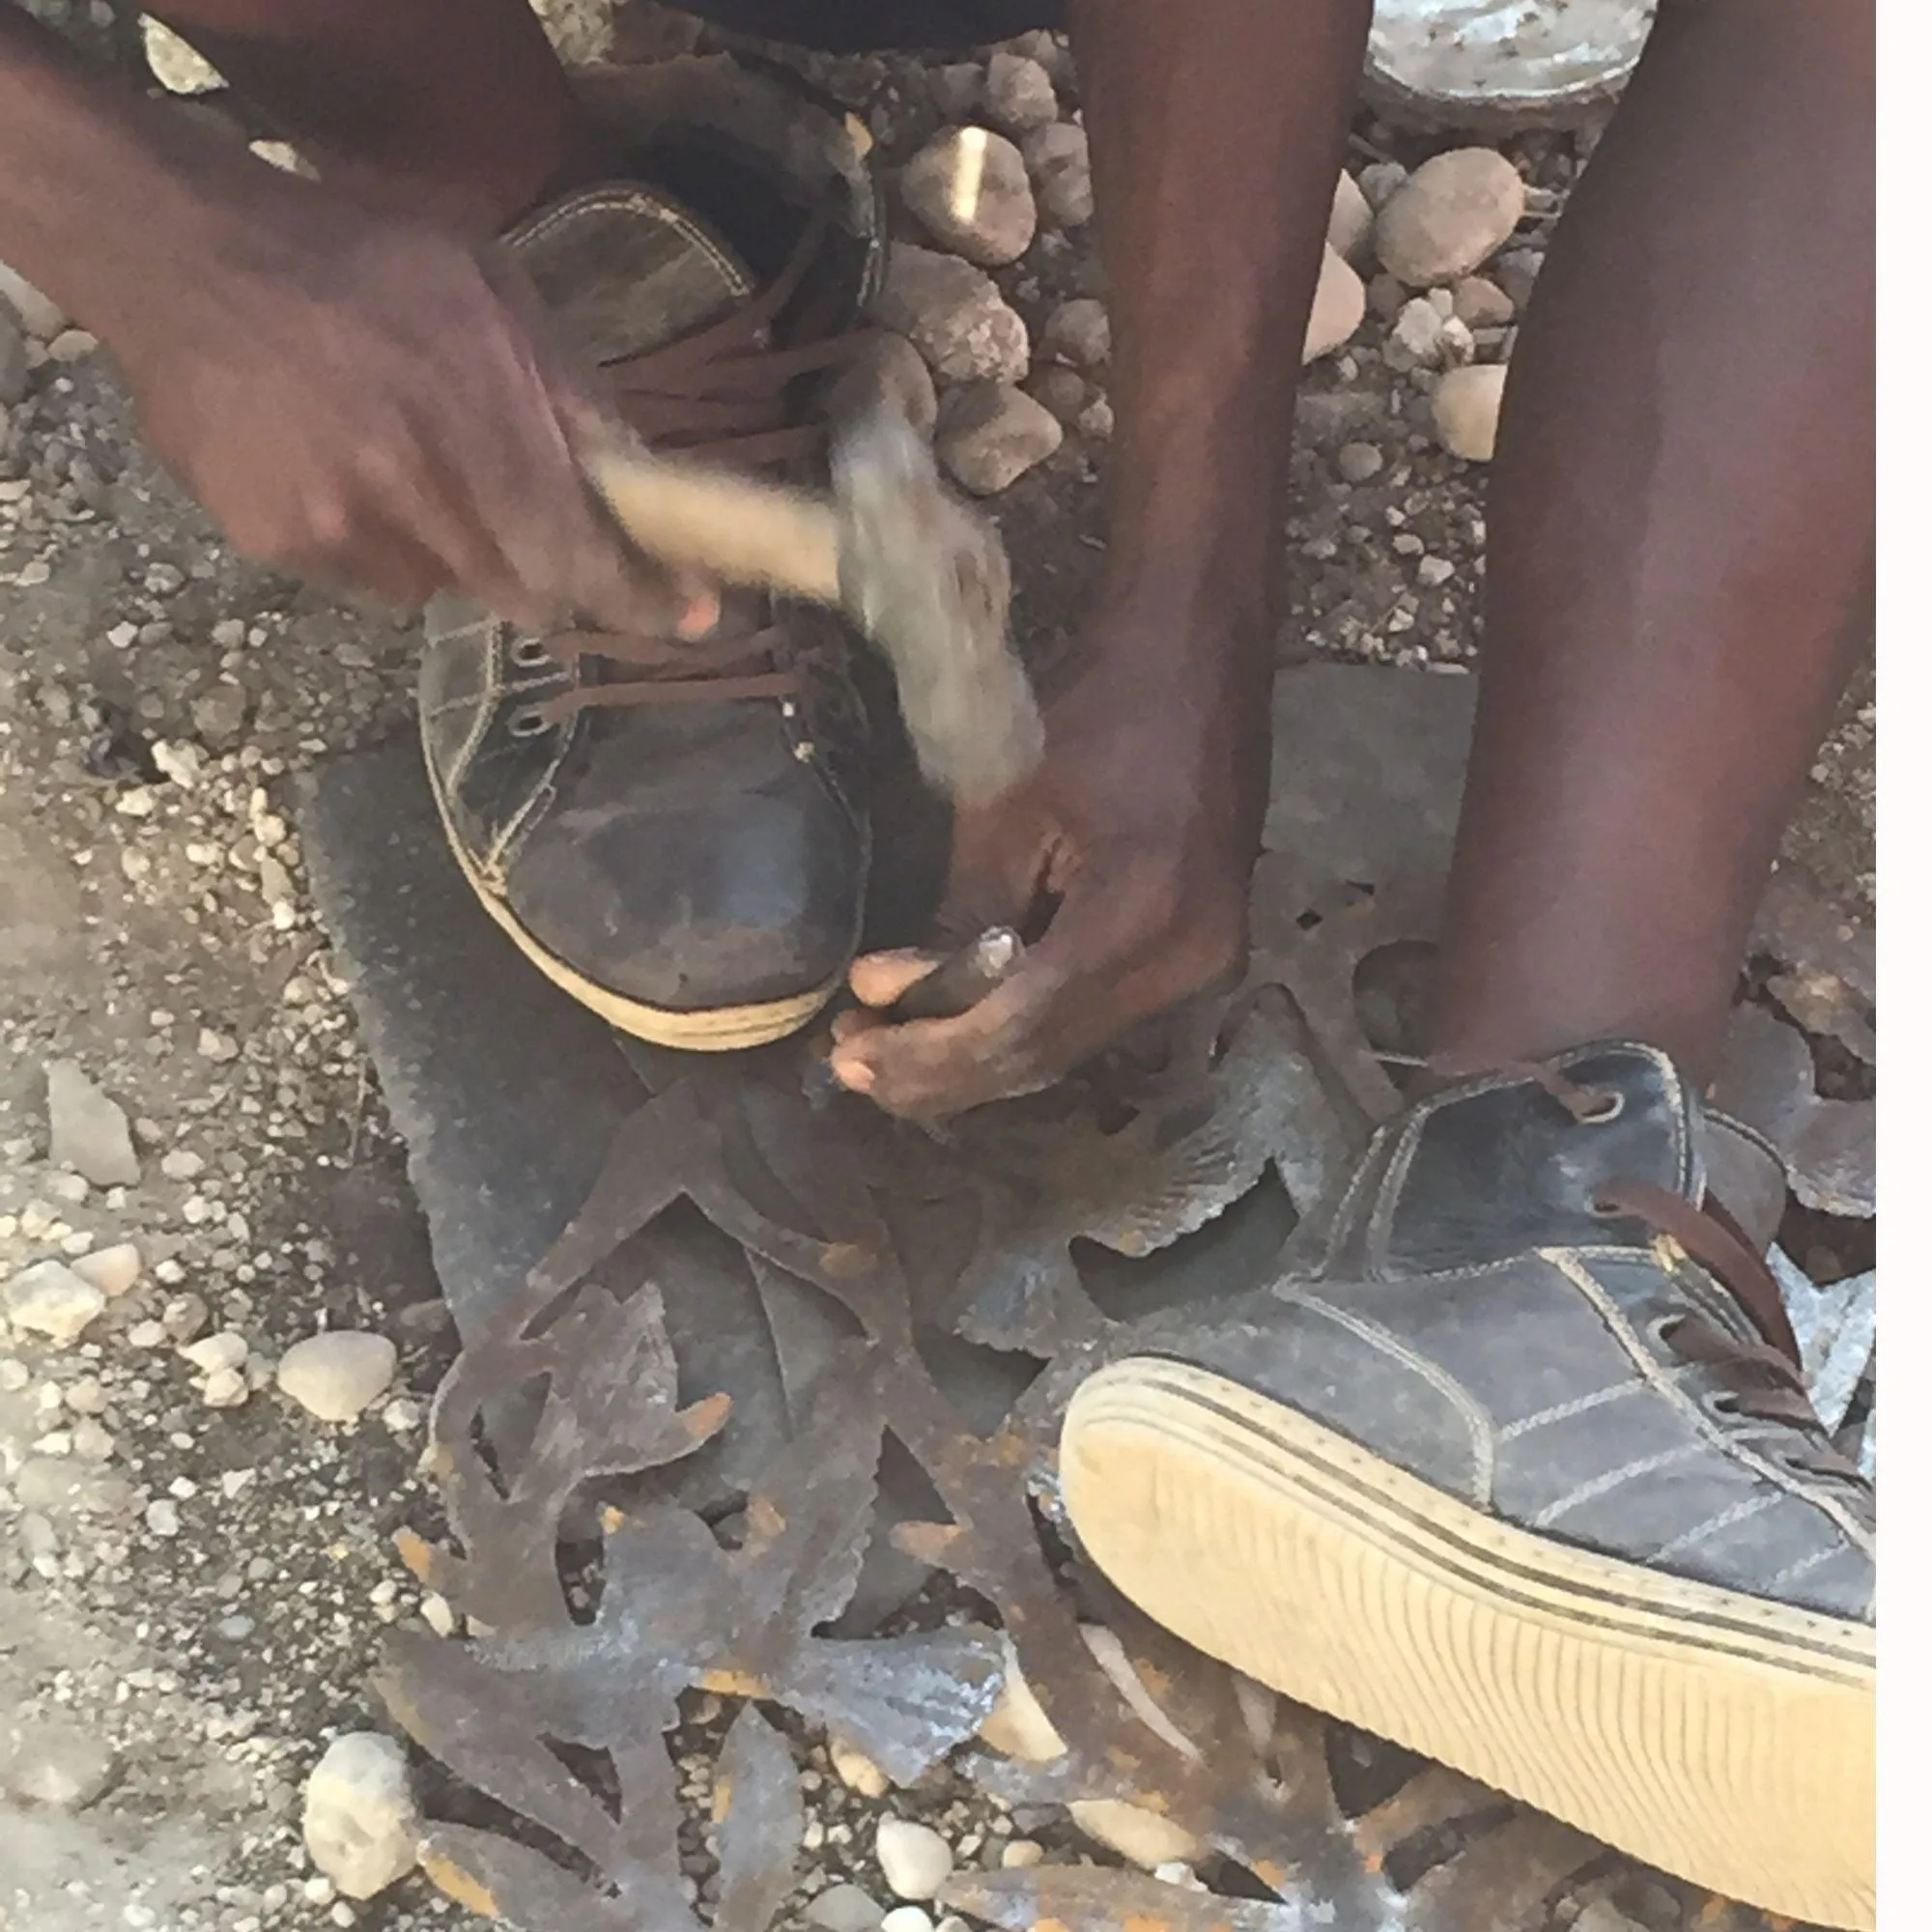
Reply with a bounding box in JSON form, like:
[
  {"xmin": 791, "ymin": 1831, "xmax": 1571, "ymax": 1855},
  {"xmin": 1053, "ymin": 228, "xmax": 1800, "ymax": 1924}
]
[
  {"xmin": 830, "ymin": 886, "xmax": 1158, "ymax": 1118},
  {"xmin": 848, "ymin": 949, "xmax": 944, "ymax": 1009}
]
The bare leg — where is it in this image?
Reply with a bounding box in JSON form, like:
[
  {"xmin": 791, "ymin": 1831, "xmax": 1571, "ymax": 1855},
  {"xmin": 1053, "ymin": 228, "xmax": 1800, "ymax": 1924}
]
[
  {"xmin": 149, "ymin": 0, "xmax": 611, "ymax": 232},
  {"xmin": 1430, "ymin": 0, "xmax": 1873, "ymax": 1086}
]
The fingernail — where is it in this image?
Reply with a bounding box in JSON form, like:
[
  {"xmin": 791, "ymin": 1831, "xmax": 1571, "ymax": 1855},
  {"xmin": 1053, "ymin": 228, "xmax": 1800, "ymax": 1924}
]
[{"xmin": 831, "ymin": 1054, "xmax": 873, "ymax": 1094}]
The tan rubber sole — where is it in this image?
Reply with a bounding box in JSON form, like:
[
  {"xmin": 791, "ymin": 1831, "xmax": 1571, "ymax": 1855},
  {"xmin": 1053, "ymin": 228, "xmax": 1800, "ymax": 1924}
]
[
  {"xmin": 425, "ymin": 770, "xmax": 838, "ymax": 1052},
  {"xmin": 1061, "ymin": 1359, "xmax": 1875, "ymax": 1931}
]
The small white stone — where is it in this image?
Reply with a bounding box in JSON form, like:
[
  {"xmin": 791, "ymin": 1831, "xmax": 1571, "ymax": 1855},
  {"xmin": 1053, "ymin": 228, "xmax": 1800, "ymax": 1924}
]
[
  {"xmin": 882, "ymin": 1911, "xmax": 936, "ymax": 1932},
  {"xmin": 4, "ymin": 1261, "xmax": 107, "ymax": 1347},
  {"xmin": 829, "ymin": 1736, "xmax": 890, "ymax": 1798},
  {"xmin": 71, "ymin": 1243, "xmax": 141, "ymax": 1298},
  {"xmin": 1327, "ymin": 171, "xmax": 1374, "ymax": 262},
  {"xmin": 71, "ymin": 1418, "xmax": 115, "ymax": 1462},
  {"xmin": 181, "ymin": 1330, "xmax": 248, "ymax": 1375},
  {"xmin": 275, "ymin": 1331, "xmax": 397, "ymax": 1422},
  {"xmin": 805, "ymin": 1885, "xmax": 882, "ymax": 1932},
  {"xmin": 1432, "ymin": 362, "xmax": 1508, "ymax": 461},
  {"xmin": 202, "ymin": 1367, "xmax": 249, "ymax": 1409},
  {"xmin": 0, "ymin": 261, "xmax": 65, "ymax": 339},
  {"xmin": 1000, "ymin": 1838, "xmax": 1044, "ymax": 1868},
  {"xmin": 302, "ymin": 1733, "xmax": 420, "ymax": 1900},
  {"xmin": 419, "ymin": 1592, "xmax": 457, "ymax": 1637},
  {"xmin": 45, "ymin": 1060, "xmax": 140, "ymax": 1188},
  {"xmin": 1067, "ymin": 1798, "xmax": 1203, "ymax": 1869},
  {"xmin": 1303, "ymin": 245, "xmax": 1365, "ymax": 363},
  {"xmin": 159, "ymin": 1149, "xmax": 205, "ymax": 1180},
  {"xmin": 145, "ymin": 1498, "xmax": 181, "ymax": 1538},
  {"xmin": 875, "ymin": 1817, "xmax": 954, "ymax": 1901}
]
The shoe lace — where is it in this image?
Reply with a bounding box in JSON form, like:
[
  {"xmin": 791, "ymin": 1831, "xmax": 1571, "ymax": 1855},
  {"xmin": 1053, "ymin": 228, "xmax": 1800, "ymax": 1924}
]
[
  {"xmin": 524, "ymin": 210, "xmax": 867, "ymax": 727},
  {"xmin": 1482, "ymin": 1059, "xmax": 1858, "ymax": 1482}
]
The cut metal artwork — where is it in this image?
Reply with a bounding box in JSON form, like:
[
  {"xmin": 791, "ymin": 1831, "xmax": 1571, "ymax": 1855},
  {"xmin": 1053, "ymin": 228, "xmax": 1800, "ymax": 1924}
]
[{"xmin": 373, "ymin": 836, "xmax": 1870, "ymax": 1932}]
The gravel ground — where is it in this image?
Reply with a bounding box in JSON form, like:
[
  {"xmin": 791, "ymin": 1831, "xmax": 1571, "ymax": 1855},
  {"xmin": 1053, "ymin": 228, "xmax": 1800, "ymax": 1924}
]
[{"xmin": 0, "ymin": 14, "xmax": 1874, "ymax": 1932}]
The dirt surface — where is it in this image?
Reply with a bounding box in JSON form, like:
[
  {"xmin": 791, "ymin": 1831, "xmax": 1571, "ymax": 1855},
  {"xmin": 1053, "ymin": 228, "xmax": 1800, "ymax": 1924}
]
[{"xmin": 0, "ymin": 23, "xmax": 1873, "ymax": 1932}]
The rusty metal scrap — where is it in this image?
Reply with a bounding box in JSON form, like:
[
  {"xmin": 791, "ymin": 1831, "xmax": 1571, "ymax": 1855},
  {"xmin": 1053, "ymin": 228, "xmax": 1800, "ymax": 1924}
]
[
  {"xmin": 380, "ymin": 862, "xmax": 1865, "ymax": 1932},
  {"xmin": 1715, "ymin": 1005, "xmax": 1875, "ymax": 1218}
]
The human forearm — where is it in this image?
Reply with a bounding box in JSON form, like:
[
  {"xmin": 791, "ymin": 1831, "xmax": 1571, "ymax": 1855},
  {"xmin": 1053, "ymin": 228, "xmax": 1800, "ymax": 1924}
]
[
  {"xmin": 1067, "ymin": 0, "xmax": 1372, "ymax": 674},
  {"xmin": 0, "ymin": 8, "xmax": 279, "ymax": 343}
]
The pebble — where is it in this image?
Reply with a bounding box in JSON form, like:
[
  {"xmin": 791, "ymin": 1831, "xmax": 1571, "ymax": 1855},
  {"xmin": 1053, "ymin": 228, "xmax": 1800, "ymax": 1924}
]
[
  {"xmin": 1376, "ymin": 148, "xmax": 1525, "ymax": 287},
  {"xmin": 1432, "ymin": 362, "xmax": 1508, "ymax": 461},
  {"xmin": 419, "ymin": 1591, "xmax": 457, "ymax": 1636},
  {"xmin": 190, "ymin": 684, "xmax": 250, "ymax": 750},
  {"xmin": 1492, "ymin": 246, "xmax": 1543, "ymax": 312},
  {"xmin": 882, "ymin": 1912, "xmax": 936, "ymax": 1932},
  {"xmin": 983, "ymin": 51, "xmax": 1058, "ymax": 133},
  {"xmin": 1000, "ymin": 1839, "xmax": 1044, "ymax": 1868},
  {"xmin": 0, "ymin": 1716, "xmax": 118, "ymax": 1809},
  {"xmin": 302, "ymin": 1732, "xmax": 421, "ymax": 1899},
  {"xmin": 71, "ymin": 1418, "xmax": 114, "ymax": 1461},
  {"xmin": 1067, "ymin": 1797, "xmax": 1203, "ymax": 1869},
  {"xmin": 275, "ymin": 1330, "xmax": 397, "ymax": 1422},
  {"xmin": 146, "ymin": 1499, "xmax": 181, "ymax": 1538},
  {"xmin": 1303, "ymin": 245, "xmax": 1365, "ymax": 363},
  {"xmin": 874, "ymin": 244, "xmax": 1030, "ymax": 384},
  {"xmin": 159, "ymin": 1293, "xmax": 210, "ymax": 1344},
  {"xmin": 829, "ymin": 1737, "xmax": 890, "ymax": 1798},
  {"xmin": 1387, "ymin": 296, "xmax": 1446, "ymax": 370},
  {"xmin": 1026, "ymin": 364, "xmax": 1087, "ymax": 424},
  {"xmin": 875, "ymin": 1817, "xmax": 954, "ymax": 1901},
  {"xmin": 0, "ymin": 303, "xmax": 24, "ymax": 407},
  {"xmin": 1417, "ymin": 554, "xmax": 1456, "ymax": 587},
  {"xmin": 1022, "ymin": 122, "xmax": 1092, "ymax": 229},
  {"xmin": 0, "ymin": 261, "xmax": 65, "ymax": 339},
  {"xmin": 45, "ymin": 1060, "xmax": 140, "ymax": 1187},
  {"xmin": 1040, "ymin": 297, "xmax": 1108, "ymax": 368},
  {"xmin": 1451, "ymin": 274, "xmax": 1515, "ymax": 327},
  {"xmin": 1327, "ymin": 171, "xmax": 1374, "ymax": 262},
  {"xmin": 1355, "ymin": 159, "xmax": 1408, "ymax": 211},
  {"xmin": 1366, "ymin": 270, "xmax": 1407, "ymax": 321},
  {"xmin": 806, "ymin": 1883, "xmax": 884, "ymax": 1932},
  {"xmin": 47, "ymin": 328, "xmax": 98, "ymax": 363},
  {"xmin": 4, "ymin": 1261, "xmax": 107, "ymax": 1347},
  {"xmin": 936, "ymin": 381, "xmax": 1063, "ymax": 495},
  {"xmin": 181, "ymin": 1330, "xmax": 248, "ymax": 1376},
  {"xmin": 901, "ymin": 127, "xmax": 1037, "ymax": 267},
  {"xmin": 1337, "ymin": 441, "xmax": 1384, "ymax": 483},
  {"xmin": 71, "ymin": 1242, "xmax": 141, "ymax": 1298},
  {"xmin": 929, "ymin": 62, "xmax": 982, "ymax": 119},
  {"xmin": 1075, "ymin": 395, "xmax": 1112, "ymax": 441},
  {"xmin": 159, "ymin": 1149, "xmax": 205, "ymax": 1180}
]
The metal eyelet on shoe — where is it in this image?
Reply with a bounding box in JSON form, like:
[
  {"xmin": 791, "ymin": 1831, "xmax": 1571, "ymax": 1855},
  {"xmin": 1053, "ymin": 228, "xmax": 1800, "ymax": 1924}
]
[
  {"xmin": 1577, "ymin": 1090, "xmax": 1626, "ymax": 1123},
  {"xmin": 1702, "ymin": 1390, "xmax": 1745, "ymax": 1420},
  {"xmin": 507, "ymin": 706, "xmax": 556, "ymax": 739},
  {"xmin": 509, "ymin": 638, "xmax": 555, "ymax": 671}
]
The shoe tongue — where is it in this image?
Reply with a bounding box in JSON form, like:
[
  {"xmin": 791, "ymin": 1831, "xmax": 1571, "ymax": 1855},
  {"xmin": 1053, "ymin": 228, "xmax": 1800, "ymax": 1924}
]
[{"xmin": 505, "ymin": 184, "xmax": 753, "ymax": 367}]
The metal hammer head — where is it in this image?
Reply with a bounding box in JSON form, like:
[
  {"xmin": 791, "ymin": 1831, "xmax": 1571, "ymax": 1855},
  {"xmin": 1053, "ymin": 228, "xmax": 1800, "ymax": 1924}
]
[{"xmin": 830, "ymin": 405, "xmax": 1044, "ymax": 807}]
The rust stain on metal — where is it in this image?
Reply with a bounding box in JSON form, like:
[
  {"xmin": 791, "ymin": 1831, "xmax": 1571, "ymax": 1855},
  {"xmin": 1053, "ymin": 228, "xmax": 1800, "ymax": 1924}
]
[{"xmin": 375, "ymin": 864, "xmax": 1861, "ymax": 1932}]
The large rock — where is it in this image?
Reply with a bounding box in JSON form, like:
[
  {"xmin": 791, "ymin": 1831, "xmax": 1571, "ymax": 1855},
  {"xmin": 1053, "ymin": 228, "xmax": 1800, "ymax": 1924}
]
[
  {"xmin": 1376, "ymin": 148, "xmax": 1525, "ymax": 288},
  {"xmin": 935, "ymin": 382, "xmax": 1063, "ymax": 496},
  {"xmin": 45, "ymin": 1059, "xmax": 140, "ymax": 1187},
  {"xmin": 901, "ymin": 127, "xmax": 1037, "ymax": 268},
  {"xmin": 302, "ymin": 1732, "xmax": 420, "ymax": 1899},
  {"xmin": 1303, "ymin": 245, "xmax": 1365, "ymax": 363},
  {"xmin": 1433, "ymin": 362, "xmax": 1508, "ymax": 461},
  {"xmin": 1022, "ymin": 122, "xmax": 1093, "ymax": 230},
  {"xmin": 874, "ymin": 245, "xmax": 1029, "ymax": 384}
]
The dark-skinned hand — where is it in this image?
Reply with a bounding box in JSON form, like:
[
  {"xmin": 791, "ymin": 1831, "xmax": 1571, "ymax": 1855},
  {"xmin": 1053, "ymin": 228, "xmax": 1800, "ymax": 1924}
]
[
  {"xmin": 111, "ymin": 164, "xmax": 706, "ymax": 639},
  {"xmin": 828, "ymin": 633, "xmax": 1270, "ymax": 1120}
]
